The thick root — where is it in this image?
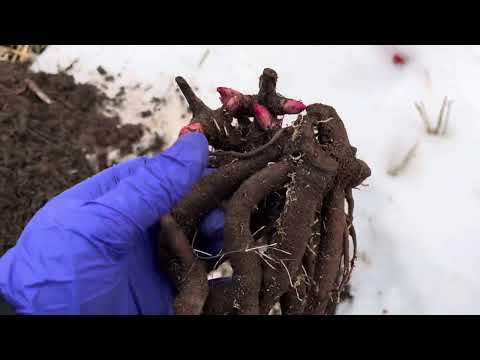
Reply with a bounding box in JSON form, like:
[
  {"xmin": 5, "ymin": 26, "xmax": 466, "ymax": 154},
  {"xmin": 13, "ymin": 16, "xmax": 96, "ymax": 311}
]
[
  {"xmin": 260, "ymin": 166, "xmax": 332, "ymax": 314},
  {"xmin": 164, "ymin": 70, "xmax": 372, "ymax": 316},
  {"xmin": 172, "ymin": 129, "xmax": 291, "ymax": 237},
  {"xmin": 203, "ymin": 280, "xmax": 234, "ymax": 315},
  {"xmin": 305, "ymin": 187, "xmax": 347, "ymax": 314},
  {"xmin": 158, "ymin": 214, "xmax": 209, "ymax": 315},
  {"xmin": 280, "ymin": 265, "xmax": 309, "ymax": 315},
  {"xmin": 260, "ymin": 109, "xmax": 339, "ymax": 314},
  {"xmin": 224, "ymin": 160, "xmax": 294, "ymax": 314}
]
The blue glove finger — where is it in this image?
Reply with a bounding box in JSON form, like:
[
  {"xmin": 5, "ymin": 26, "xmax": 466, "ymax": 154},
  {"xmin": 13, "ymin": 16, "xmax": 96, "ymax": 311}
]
[
  {"xmin": 51, "ymin": 139, "xmax": 216, "ymax": 208},
  {"xmin": 61, "ymin": 133, "xmax": 209, "ymax": 251},
  {"xmin": 197, "ymin": 209, "xmax": 224, "ymax": 256},
  {"xmin": 55, "ymin": 156, "xmax": 149, "ymax": 202}
]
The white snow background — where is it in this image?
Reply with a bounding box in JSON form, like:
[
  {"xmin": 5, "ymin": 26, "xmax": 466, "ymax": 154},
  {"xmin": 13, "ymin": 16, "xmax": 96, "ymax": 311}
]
[{"xmin": 32, "ymin": 45, "xmax": 480, "ymax": 315}]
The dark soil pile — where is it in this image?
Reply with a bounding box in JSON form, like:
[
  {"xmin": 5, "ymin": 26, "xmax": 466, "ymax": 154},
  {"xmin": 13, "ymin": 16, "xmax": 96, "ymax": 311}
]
[
  {"xmin": 0, "ymin": 62, "xmax": 151, "ymax": 255},
  {"xmin": 158, "ymin": 68, "xmax": 371, "ymax": 315}
]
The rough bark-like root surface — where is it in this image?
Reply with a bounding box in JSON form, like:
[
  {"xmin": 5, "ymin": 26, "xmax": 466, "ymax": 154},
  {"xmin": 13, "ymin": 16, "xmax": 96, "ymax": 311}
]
[{"xmin": 159, "ymin": 68, "xmax": 371, "ymax": 315}]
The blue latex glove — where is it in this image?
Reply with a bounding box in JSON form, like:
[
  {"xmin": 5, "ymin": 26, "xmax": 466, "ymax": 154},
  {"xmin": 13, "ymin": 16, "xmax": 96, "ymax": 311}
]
[{"xmin": 0, "ymin": 132, "xmax": 224, "ymax": 315}]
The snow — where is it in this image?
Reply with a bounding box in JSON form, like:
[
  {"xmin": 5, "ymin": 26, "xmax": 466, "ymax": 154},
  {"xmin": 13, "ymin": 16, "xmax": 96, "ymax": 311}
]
[{"xmin": 32, "ymin": 45, "xmax": 480, "ymax": 314}]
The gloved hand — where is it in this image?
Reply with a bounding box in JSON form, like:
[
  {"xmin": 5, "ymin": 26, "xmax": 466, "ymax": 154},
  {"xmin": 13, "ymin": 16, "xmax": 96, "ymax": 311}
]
[{"xmin": 0, "ymin": 131, "xmax": 224, "ymax": 315}]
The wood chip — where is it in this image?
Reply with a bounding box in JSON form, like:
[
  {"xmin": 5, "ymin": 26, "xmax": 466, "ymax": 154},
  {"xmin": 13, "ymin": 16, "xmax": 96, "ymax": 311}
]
[{"xmin": 25, "ymin": 78, "xmax": 54, "ymax": 104}]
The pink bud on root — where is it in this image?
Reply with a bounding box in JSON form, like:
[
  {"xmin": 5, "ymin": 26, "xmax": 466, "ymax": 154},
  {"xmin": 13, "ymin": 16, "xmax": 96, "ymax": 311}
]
[
  {"xmin": 254, "ymin": 103, "xmax": 276, "ymax": 130},
  {"xmin": 217, "ymin": 87, "xmax": 243, "ymax": 105},
  {"xmin": 225, "ymin": 94, "xmax": 243, "ymax": 113},
  {"xmin": 282, "ymin": 99, "xmax": 306, "ymax": 114}
]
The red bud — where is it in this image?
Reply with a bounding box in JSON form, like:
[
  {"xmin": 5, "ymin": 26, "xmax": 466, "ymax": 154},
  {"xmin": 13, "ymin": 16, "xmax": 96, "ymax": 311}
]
[
  {"xmin": 217, "ymin": 87, "xmax": 243, "ymax": 105},
  {"xmin": 179, "ymin": 122, "xmax": 204, "ymax": 137},
  {"xmin": 254, "ymin": 103, "xmax": 276, "ymax": 130},
  {"xmin": 225, "ymin": 95, "xmax": 243, "ymax": 113},
  {"xmin": 282, "ymin": 99, "xmax": 306, "ymax": 114}
]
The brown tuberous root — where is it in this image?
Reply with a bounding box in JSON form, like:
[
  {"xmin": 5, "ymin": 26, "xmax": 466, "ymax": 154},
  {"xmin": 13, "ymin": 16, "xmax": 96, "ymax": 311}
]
[{"xmin": 156, "ymin": 68, "xmax": 371, "ymax": 315}]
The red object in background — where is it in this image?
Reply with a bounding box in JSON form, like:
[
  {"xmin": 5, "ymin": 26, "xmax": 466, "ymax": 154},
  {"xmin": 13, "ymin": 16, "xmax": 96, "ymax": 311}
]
[{"xmin": 393, "ymin": 53, "xmax": 407, "ymax": 66}]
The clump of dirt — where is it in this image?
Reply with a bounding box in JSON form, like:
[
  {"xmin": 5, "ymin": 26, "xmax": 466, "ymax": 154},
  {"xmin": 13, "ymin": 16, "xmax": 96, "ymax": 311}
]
[
  {"xmin": 159, "ymin": 68, "xmax": 371, "ymax": 315},
  {"xmin": 0, "ymin": 62, "xmax": 157, "ymax": 255},
  {"xmin": 97, "ymin": 66, "xmax": 115, "ymax": 82}
]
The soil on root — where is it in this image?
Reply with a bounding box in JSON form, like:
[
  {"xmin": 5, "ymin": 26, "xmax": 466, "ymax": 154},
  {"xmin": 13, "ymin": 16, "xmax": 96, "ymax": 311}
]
[
  {"xmin": 0, "ymin": 62, "xmax": 158, "ymax": 255},
  {"xmin": 163, "ymin": 68, "xmax": 371, "ymax": 315}
]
